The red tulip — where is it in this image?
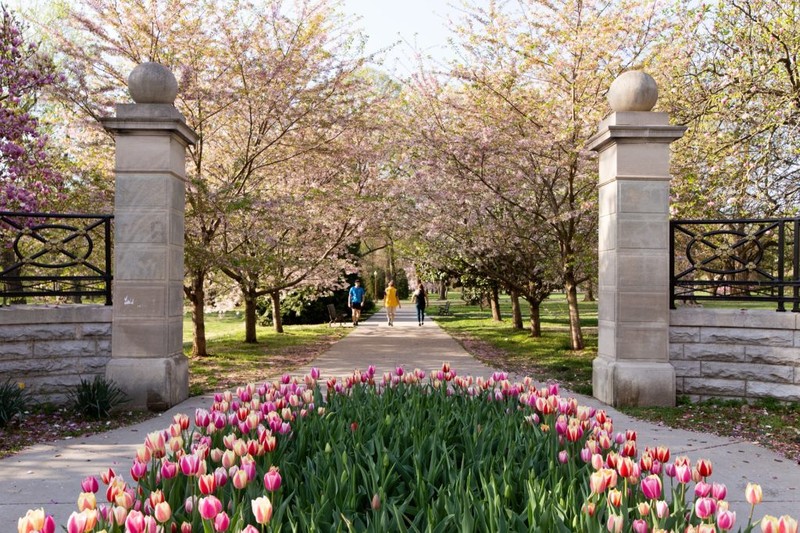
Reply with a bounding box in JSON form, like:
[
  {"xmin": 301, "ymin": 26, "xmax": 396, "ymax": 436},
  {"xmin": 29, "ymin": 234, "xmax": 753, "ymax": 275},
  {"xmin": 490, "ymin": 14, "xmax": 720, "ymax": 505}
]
[
  {"xmin": 198, "ymin": 474, "xmax": 216, "ymax": 495},
  {"xmin": 696, "ymin": 458, "xmax": 713, "ymax": 478}
]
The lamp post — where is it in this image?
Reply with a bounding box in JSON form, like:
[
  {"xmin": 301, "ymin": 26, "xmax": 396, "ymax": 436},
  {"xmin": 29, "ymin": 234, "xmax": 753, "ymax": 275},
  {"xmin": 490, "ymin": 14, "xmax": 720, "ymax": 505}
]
[{"xmin": 373, "ymin": 271, "xmax": 378, "ymax": 301}]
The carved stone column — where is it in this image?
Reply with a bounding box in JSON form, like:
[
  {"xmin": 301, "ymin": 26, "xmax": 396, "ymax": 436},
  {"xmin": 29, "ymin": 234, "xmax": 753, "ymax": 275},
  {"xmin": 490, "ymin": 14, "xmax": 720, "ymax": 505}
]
[
  {"xmin": 587, "ymin": 71, "xmax": 686, "ymax": 407},
  {"xmin": 101, "ymin": 63, "xmax": 197, "ymax": 410}
]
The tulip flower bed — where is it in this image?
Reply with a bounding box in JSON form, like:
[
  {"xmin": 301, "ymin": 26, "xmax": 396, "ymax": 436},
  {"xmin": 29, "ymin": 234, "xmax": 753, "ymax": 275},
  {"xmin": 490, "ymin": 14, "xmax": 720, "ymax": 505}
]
[{"xmin": 18, "ymin": 364, "xmax": 798, "ymax": 533}]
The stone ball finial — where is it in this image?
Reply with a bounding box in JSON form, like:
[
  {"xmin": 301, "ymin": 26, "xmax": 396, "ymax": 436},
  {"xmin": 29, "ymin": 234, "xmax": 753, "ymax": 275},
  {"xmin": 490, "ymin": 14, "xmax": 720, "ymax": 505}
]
[
  {"xmin": 607, "ymin": 70, "xmax": 658, "ymax": 112},
  {"xmin": 127, "ymin": 62, "xmax": 178, "ymax": 104}
]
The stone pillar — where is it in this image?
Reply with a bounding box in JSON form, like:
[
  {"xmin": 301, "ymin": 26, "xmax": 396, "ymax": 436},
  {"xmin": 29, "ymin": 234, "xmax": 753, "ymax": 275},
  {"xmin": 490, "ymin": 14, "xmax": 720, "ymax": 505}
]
[
  {"xmin": 586, "ymin": 71, "xmax": 686, "ymax": 407},
  {"xmin": 101, "ymin": 63, "xmax": 197, "ymax": 411}
]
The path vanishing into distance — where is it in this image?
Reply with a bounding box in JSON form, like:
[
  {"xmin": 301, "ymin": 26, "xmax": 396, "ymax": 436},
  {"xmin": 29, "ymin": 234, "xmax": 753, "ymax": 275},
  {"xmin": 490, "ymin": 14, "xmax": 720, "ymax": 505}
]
[{"xmin": 1, "ymin": 305, "xmax": 798, "ymax": 527}]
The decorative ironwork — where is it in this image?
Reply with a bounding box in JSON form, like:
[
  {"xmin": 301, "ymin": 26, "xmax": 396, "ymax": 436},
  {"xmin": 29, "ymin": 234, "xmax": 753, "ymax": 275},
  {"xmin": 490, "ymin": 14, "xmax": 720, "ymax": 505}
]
[
  {"xmin": 670, "ymin": 217, "xmax": 800, "ymax": 312},
  {"xmin": 0, "ymin": 212, "xmax": 113, "ymax": 305}
]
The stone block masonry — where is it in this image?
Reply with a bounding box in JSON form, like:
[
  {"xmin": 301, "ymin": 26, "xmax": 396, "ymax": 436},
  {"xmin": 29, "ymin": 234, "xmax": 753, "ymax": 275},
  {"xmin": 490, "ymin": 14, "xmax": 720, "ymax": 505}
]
[
  {"xmin": 670, "ymin": 308, "xmax": 800, "ymax": 402},
  {"xmin": 0, "ymin": 305, "xmax": 112, "ymax": 405}
]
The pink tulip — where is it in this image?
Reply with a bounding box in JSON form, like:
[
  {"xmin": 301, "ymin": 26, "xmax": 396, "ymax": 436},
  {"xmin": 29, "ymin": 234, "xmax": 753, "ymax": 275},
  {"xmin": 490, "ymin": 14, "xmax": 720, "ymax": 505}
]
[
  {"xmin": 198, "ymin": 496, "xmax": 222, "ymax": 520},
  {"xmin": 18, "ymin": 508, "xmax": 55, "ymax": 533},
  {"xmin": 558, "ymin": 450, "xmax": 569, "ymax": 464},
  {"xmin": 76, "ymin": 492, "xmax": 96, "ymax": 511},
  {"xmin": 232, "ymin": 469, "xmax": 249, "ymax": 490},
  {"xmin": 251, "ymin": 496, "xmax": 273, "ymax": 525},
  {"xmin": 674, "ymin": 464, "xmax": 692, "ymax": 484},
  {"xmin": 80, "ymin": 476, "xmax": 99, "ymax": 493},
  {"xmin": 716, "ymin": 509, "xmax": 736, "ymax": 531},
  {"xmin": 130, "ymin": 460, "xmax": 148, "ymax": 482},
  {"xmin": 779, "ymin": 516, "xmax": 798, "ymax": 533},
  {"xmin": 66, "ymin": 511, "xmax": 87, "ymax": 533},
  {"xmin": 242, "ymin": 526, "xmax": 260, "ymax": 533},
  {"xmin": 640, "ymin": 474, "xmax": 662, "ymax": 500},
  {"xmin": 180, "ymin": 454, "xmax": 202, "ymax": 476},
  {"xmin": 655, "ymin": 500, "xmax": 669, "ymax": 519},
  {"xmin": 264, "ymin": 466, "xmax": 282, "ymax": 492},
  {"xmin": 694, "ymin": 481, "xmax": 712, "ymax": 498},
  {"xmin": 606, "ymin": 514, "xmax": 623, "ymax": 532},
  {"xmin": 746, "ymin": 483, "xmax": 763, "ymax": 505},
  {"xmin": 762, "ymin": 515, "xmax": 779, "ymax": 533},
  {"xmin": 632, "ymin": 518, "xmax": 648, "ymax": 533},
  {"xmin": 712, "ymin": 482, "xmax": 727, "ymax": 501},
  {"xmin": 694, "ymin": 497, "xmax": 716, "ymax": 519},
  {"xmin": 181, "ymin": 522, "xmax": 193, "ymax": 533},
  {"xmin": 214, "ymin": 511, "xmax": 230, "ymax": 532},
  {"xmin": 160, "ymin": 459, "xmax": 178, "ymax": 480},
  {"xmin": 154, "ymin": 501, "xmax": 172, "ymax": 523},
  {"xmin": 124, "ymin": 510, "xmax": 146, "ymax": 533}
]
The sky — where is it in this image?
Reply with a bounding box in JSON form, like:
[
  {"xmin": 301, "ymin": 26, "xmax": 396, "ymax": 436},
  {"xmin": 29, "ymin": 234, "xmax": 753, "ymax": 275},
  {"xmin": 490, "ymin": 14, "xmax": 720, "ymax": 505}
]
[
  {"xmin": 339, "ymin": 0, "xmax": 463, "ymax": 71},
  {"xmin": 8, "ymin": 0, "xmax": 465, "ymax": 72}
]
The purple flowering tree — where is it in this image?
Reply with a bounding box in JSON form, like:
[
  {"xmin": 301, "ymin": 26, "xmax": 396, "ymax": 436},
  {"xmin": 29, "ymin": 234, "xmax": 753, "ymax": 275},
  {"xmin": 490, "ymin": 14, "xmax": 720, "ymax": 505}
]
[{"xmin": 0, "ymin": 6, "xmax": 61, "ymax": 213}]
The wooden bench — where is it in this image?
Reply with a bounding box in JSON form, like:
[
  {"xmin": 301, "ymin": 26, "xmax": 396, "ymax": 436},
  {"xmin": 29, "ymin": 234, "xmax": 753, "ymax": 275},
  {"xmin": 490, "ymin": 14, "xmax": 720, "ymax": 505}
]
[
  {"xmin": 327, "ymin": 303, "xmax": 347, "ymax": 327},
  {"xmin": 436, "ymin": 301, "xmax": 452, "ymax": 316}
]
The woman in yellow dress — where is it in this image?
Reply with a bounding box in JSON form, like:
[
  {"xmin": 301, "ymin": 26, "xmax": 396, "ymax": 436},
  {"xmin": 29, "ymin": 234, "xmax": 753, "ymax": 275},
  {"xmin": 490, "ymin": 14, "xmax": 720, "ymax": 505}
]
[{"xmin": 383, "ymin": 280, "xmax": 401, "ymax": 326}]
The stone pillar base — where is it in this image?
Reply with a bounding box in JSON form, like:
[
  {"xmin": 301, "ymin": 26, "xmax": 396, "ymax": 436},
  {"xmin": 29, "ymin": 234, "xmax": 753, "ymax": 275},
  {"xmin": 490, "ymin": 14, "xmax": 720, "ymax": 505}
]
[
  {"xmin": 106, "ymin": 355, "xmax": 188, "ymax": 411},
  {"xmin": 593, "ymin": 358, "xmax": 675, "ymax": 407}
]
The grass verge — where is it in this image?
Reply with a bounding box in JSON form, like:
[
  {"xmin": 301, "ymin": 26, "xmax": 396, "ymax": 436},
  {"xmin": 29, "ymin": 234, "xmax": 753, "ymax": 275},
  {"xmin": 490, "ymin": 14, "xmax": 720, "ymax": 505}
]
[{"xmin": 432, "ymin": 292, "xmax": 800, "ymax": 464}]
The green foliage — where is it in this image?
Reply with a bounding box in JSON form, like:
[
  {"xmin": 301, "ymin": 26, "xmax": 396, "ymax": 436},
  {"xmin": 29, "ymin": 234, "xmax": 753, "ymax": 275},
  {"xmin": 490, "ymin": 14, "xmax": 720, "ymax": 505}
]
[
  {"xmin": 275, "ymin": 383, "xmax": 586, "ymax": 531},
  {"xmin": 0, "ymin": 378, "xmax": 30, "ymax": 427},
  {"xmin": 435, "ymin": 293, "xmax": 597, "ymax": 395},
  {"xmin": 68, "ymin": 376, "xmax": 128, "ymax": 420}
]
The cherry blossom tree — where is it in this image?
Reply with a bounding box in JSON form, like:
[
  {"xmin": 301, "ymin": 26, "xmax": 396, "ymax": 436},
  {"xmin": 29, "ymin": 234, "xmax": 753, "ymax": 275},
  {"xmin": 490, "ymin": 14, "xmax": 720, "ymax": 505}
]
[
  {"xmin": 403, "ymin": 0, "xmax": 674, "ymax": 350},
  {"xmin": 0, "ymin": 5, "xmax": 61, "ymax": 213},
  {"xmin": 657, "ymin": 0, "xmax": 800, "ymax": 218}
]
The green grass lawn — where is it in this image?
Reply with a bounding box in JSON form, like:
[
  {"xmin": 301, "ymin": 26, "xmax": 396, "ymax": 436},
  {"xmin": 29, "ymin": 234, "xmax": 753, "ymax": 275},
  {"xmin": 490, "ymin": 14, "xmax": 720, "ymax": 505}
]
[
  {"xmin": 431, "ymin": 292, "xmax": 597, "ymax": 395},
  {"xmin": 182, "ymin": 311, "xmax": 350, "ymax": 395}
]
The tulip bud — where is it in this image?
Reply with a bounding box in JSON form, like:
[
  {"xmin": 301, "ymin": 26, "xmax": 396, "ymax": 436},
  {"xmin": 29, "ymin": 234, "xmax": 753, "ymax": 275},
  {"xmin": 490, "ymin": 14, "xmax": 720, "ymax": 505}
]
[{"xmin": 371, "ymin": 493, "xmax": 381, "ymax": 510}]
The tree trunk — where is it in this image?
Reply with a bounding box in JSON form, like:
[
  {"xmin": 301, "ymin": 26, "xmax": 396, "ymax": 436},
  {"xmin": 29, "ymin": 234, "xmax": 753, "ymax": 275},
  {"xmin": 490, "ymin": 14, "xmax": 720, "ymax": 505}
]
[
  {"xmin": 186, "ymin": 269, "xmax": 208, "ymax": 357},
  {"xmin": 270, "ymin": 289, "xmax": 284, "ymax": 333},
  {"xmin": 564, "ymin": 275, "xmax": 585, "ymax": 350},
  {"xmin": 490, "ymin": 285, "xmax": 502, "ymax": 321},
  {"xmin": 439, "ymin": 279, "xmax": 447, "ymax": 300},
  {"xmin": 1, "ymin": 247, "xmax": 26, "ymax": 304},
  {"xmin": 244, "ymin": 291, "xmax": 258, "ymax": 343},
  {"xmin": 510, "ymin": 289, "xmax": 523, "ymax": 330},
  {"xmin": 583, "ymin": 280, "xmax": 595, "ymax": 302},
  {"xmin": 527, "ymin": 299, "xmax": 542, "ymax": 337}
]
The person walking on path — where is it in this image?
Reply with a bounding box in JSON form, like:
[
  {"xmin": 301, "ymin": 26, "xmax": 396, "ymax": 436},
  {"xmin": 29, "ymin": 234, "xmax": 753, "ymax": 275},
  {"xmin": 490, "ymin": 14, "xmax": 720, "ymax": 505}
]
[
  {"xmin": 348, "ymin": 279, "xmax": 366, "ymax": 326},
  {"xmin": 383, "ymin": 280, "xmax": 401, "ymax": 326},
  {"xmin": 411, "ymin": 281, "xmax": 428, "ymax": 326}
]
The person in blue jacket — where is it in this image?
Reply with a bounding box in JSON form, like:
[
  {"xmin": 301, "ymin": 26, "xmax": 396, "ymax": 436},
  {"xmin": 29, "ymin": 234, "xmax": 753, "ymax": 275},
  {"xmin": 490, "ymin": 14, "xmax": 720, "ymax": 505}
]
[{"xmin": 348, "ymin": 279, "xmax": 366, "ymax": 326}]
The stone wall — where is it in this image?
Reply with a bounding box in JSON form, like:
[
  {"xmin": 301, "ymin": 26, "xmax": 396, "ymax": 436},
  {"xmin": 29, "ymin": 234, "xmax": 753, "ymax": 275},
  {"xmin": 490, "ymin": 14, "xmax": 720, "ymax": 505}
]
[
  {"xmin": 0, "ymin": 305, "xmax": 112, "ymax": 405},
  {"xmin": 670, "ymin": 308, "xmax": 800, "ymax": 401}
]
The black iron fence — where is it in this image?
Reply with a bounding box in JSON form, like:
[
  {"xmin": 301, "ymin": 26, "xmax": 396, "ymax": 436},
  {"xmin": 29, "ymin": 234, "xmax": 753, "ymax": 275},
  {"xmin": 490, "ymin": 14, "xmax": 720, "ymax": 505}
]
[
  {"xmin": 670, "ymin": 217, "xmax": 800, "ymax": 312},
  {"xmin": 0, "ymin": 212, "xmax": 113, "ymax": 305}
]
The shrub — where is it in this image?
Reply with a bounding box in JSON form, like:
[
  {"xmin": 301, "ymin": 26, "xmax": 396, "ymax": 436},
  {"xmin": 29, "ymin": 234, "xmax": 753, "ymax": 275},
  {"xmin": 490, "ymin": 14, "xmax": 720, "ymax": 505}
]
[
  {"xmin": 0, "ymin": 378, "xmax": 29, "ymax": 427},
  {"xmin": 67, "ymin": 376, "xmax": 128, "ymax": 420}
]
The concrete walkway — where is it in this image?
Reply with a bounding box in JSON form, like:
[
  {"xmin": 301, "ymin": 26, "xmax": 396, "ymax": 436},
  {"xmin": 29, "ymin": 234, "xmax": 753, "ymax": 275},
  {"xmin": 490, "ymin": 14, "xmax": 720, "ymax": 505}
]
[{"xmin": 1, "ymin": 305, "xmax": 798, "ymax": 528}]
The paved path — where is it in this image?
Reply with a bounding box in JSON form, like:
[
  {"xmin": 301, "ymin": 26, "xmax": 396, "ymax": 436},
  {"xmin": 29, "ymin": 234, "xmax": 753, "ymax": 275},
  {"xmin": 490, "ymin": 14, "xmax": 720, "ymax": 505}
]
[{"xmin": 1, "ymin": 305, "xmax": 798, "ymax": 528}]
